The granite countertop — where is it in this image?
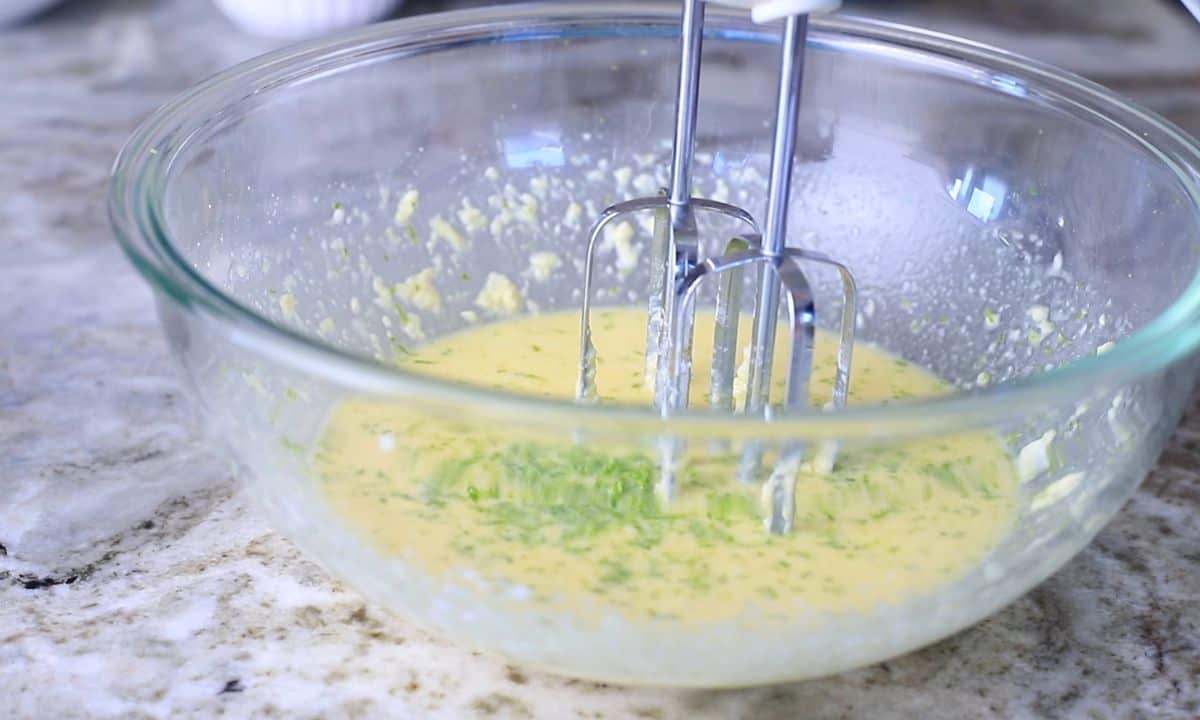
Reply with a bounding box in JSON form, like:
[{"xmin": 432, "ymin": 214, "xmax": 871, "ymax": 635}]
[{"xmin": 1, "ymin": 0, "xmax": 1198, "ymax": 717}]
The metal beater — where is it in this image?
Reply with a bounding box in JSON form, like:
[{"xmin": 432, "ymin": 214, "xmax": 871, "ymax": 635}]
[{"xmin": 577, "ymin": 0, "xmax": 857, "ymax": 534}]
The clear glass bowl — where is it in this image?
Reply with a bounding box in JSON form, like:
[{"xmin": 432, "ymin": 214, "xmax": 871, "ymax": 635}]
[{"xmin": 110, "ymin": 4, "xmax": 1200, "ymax": 687}]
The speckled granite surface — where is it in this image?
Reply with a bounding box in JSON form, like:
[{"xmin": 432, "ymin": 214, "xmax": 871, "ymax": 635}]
[{"xmin": 1, "ymin": 1, "xmax": 1198, "ymax": 717}]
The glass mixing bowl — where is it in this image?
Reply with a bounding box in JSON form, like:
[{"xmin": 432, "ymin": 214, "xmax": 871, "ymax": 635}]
[{"xmin": 110, "ymin": 3, "xmax": 1200, "ymax": 687}]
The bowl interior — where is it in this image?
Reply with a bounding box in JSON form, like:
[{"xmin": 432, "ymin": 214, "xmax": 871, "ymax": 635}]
[
  {"xmin": 121, "ymin": 8, "xmax": 1200, "ymax": 686},
  {"xmin": 160, "ymin": 13, "xmax": 1200, "ymax": 397}
]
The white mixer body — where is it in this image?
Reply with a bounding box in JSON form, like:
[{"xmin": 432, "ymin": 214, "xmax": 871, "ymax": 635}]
[{"xmin": 707, "ymin": 0, "xmax": 841, "ymax": 23}]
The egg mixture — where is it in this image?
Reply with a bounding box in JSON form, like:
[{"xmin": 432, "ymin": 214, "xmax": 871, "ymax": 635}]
[{"xmin": 312, "ymin": 308, "xmax": 1018, "ymax": 624}]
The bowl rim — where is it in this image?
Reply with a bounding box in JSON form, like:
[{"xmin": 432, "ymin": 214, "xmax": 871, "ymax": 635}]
[{"xmin": 109, "ymin": 1, "xmax": 1200, "ymax": 439}]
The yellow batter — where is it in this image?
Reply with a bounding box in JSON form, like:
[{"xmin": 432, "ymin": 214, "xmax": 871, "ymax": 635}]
[{"xmin": 312, "ymin": 308, "xmax": 1018, "ymax": 624}]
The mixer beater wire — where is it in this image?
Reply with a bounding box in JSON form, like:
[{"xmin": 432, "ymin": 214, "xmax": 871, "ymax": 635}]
[{"xmin": 577, "ymin": 0, "xmax": 856, "ymax": 534}]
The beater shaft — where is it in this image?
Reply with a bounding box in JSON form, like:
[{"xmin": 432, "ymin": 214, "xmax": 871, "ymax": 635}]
[
  {"xmin": 745, "ymin": 14, "xmax": 809, "ymax": 419},
  {"xmin": 649, "ymin": 0, "xmax": 704, "ymax": 418},
  {"xmin": 668, "ymin": 0, "xmax": 705, "ymax": 212}
]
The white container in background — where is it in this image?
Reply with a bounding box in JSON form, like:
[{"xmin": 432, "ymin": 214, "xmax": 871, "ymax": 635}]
[
  {"xmin": 0, "ymin": 0, "xmax": 67, "ymax": 27},
  {"xmin": 213, "ymin": 0, "xmax": 404, "ymax": 39}
]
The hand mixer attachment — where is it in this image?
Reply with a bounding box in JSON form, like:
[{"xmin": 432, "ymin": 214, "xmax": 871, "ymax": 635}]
[{"xmin": 577, "ymin": 0, "xmax": 856, "ymax": 534}]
